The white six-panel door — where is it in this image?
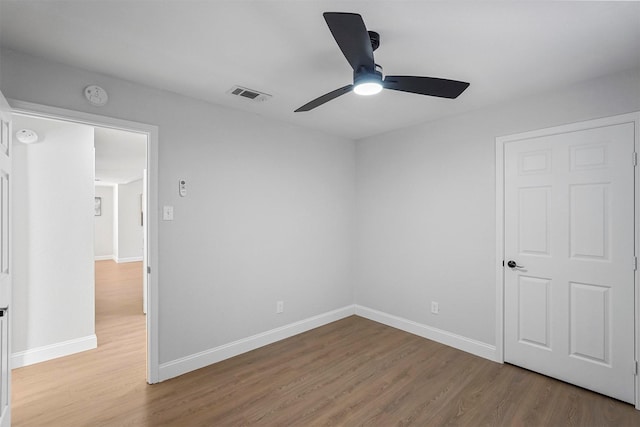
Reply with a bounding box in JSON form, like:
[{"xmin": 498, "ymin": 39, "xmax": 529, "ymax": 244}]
[
  {"xmin": 0, "ymin": 90, "xmax": 12, "ymax": 426},
  {"xmin": 504, "ymin": 122, "xmax": 635, "ymax": 403}
]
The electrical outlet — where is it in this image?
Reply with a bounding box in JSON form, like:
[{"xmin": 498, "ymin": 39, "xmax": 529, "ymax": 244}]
[
  {"xmin": 431, "ymin": 301, "xmax": 439, "ymax": 314},
  {"xmin": 276, "ymin": 301, "xmax": 284, "ymax": 314}
]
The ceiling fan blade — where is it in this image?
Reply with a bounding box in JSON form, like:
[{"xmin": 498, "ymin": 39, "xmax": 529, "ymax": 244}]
[
  {"xmin": 294, "ymin": 84, "xmax": 353, "ymax": 112},
  {"xmin": 383, "ymin": 76, "xmax": 470, "ymax": 99},
  {"xmin": 323, "ymin": 12, "xmax": 375, "ymax": 72}
]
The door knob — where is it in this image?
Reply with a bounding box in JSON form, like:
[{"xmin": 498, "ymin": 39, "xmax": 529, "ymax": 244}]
[{"xmin": 507, "ymin": 260, "xmax": 524, "ymax": 269}]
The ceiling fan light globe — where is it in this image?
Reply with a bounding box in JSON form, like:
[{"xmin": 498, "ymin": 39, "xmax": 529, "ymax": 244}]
[{"xmin": 354, "ymin": 82, "xmax": 383, "ymax": 96}]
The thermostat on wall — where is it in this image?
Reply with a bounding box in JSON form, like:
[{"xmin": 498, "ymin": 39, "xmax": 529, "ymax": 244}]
[{"xmin": 84, "ymin": 85, "xmax": 108, "ymax": 106}]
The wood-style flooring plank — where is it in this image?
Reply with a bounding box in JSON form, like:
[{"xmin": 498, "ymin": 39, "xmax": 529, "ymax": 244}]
[{"xmin": 12, "ymin": 260, "xmax": 640, "ymax": 426}]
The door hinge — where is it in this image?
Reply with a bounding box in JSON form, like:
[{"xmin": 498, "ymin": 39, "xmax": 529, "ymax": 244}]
[
  {"xmin": 147, "ymin": 266, "xmax": 151, "ymax": 274},
  {"xmin": 633, "ymin": 152, "xmax": 638, "ymax": 166},
  {"xmin": 634, "ymin": 361, "xmax": 638, "ymax": 376},
  {"xmin": 634, "ymin": 257, "xmax": 638, "ymax": 271}
]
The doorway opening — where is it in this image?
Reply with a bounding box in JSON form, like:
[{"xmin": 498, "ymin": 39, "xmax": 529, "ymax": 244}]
[{"xmin": 9, "ymin": 100, "xmax": 158, "ymax": 384}]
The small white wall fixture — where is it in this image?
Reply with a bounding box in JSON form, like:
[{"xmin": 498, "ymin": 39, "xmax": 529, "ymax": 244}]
[
  {"xmin": 495, "ymin": 112, "xmax": 640, "ymax": 409},
  {"xmin": 9, "ymin": 99, "xmax": 160, "ymax": 384}
]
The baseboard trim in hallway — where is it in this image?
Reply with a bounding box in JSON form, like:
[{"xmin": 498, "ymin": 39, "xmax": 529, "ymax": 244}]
[{"xmin": 11, "ymin": 334, "xmax": 97, "ymax": 369}]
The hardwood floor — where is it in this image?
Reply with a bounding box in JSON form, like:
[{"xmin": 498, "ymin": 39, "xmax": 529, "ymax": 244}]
[{"xmin": 12, "ymin": 261, "xmax": 640, "ymax": 426}]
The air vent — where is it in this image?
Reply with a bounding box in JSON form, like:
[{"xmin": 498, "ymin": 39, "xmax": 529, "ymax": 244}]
[{"xmin": 227, "ymin": 86, "xmax": 272, "ymax": 102}]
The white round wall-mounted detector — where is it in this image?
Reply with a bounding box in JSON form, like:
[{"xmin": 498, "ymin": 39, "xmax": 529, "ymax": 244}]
[
  {"xmin": 15, "ymin": 129, "xmax": 39, "ymax": 144},
  {"xmin": 84, "ymin": 85, "xmax": 108, "ymax": 106}
]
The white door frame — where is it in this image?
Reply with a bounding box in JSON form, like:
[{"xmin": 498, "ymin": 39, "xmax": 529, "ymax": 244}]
[
  {"xmin": 8, "ymin": 99, "xmax": 160, "ymax": 384},
  {"xmin": 0, "ymin": 90, "xmax": 13, "ymax": 427},
  {"xmin": 495, "ymin": 112, "xmax": 640, "ymax": 409}
]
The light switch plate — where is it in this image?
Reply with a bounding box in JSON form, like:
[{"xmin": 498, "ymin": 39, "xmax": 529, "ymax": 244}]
[{"xmin": 163, "ymin": 205, "xmax": 174, "ymax": 221}]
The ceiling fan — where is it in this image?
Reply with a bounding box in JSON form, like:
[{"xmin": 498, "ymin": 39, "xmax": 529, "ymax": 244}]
[{"xmin": 295, "ymin": 12, "xmax": 470, "ymax": 112}]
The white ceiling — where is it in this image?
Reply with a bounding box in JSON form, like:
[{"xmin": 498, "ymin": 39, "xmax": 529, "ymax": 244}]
[
  {"xmin": 13, "ymin": 114, "xmax": 146, "ymax": 184},
  {"xmin": 94, "ymin": 127, "xmax": 147, "ymax": 184},
  {"xmin": 2, "ymin": 1, "xmax": 639, "ymax": 140}
]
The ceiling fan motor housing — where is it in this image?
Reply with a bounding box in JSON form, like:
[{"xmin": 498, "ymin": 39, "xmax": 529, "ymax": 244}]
[
  {"xmin": 354, "ymin": 65, "xmax": 383, "ymax": 86},
  {"xmin": 368, "ymin": 31, "xmax": 380, "ymax": 51}
]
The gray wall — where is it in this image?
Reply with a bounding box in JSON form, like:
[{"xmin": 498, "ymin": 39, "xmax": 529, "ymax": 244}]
[
  {"xmin": 1, "ymin": 49, "xmax": 356, "ymax": 365},
  {"xmin": 4, "ymin": 46, "xmax": 639, "ymax": 373},
  {"xmin": 355, "ymin": 67, "xmax": 640, "ymax": 346}
]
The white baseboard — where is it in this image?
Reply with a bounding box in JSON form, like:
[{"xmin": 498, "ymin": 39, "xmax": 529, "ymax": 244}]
[
  {"xmin": 11, "ymin": 334, "xmax": 97, "ymax": 369},
  {"xmin": 355, "ymin": 305, "xmax": 497, "ymax": 361},
  {"xmin": 158, "ymin": 305, "xmax": 356, "ymax": 382},
  {"xmin": 158, "ymin": 304, "xmax": 498, "ymax": 382},
  {"xmin": 115, "ymin": 256, "xmax": 143, "ymax": 263},
  {"xmin": 95, "ymin": 255, "xmax": 142, "ymax": 263}
]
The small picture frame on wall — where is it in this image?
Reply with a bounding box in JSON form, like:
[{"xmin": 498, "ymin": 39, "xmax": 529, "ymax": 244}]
[{"xmin": 95, "ymin": 197, "xmax": 102, "ymax": 216}]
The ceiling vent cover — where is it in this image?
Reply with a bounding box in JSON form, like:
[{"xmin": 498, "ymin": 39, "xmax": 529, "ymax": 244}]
[{"xmin": 227, "ymin": 86, "xmax": 272, "ymax": 102}]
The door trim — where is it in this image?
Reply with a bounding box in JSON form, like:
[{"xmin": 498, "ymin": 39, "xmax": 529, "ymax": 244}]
[
  {"xmin": 8, "ymin": 99, "xmax": 160, "ymax": 384},
  {"xmin": 495, "ymin": 112, "xmax": 640, "ymax": 409}
]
